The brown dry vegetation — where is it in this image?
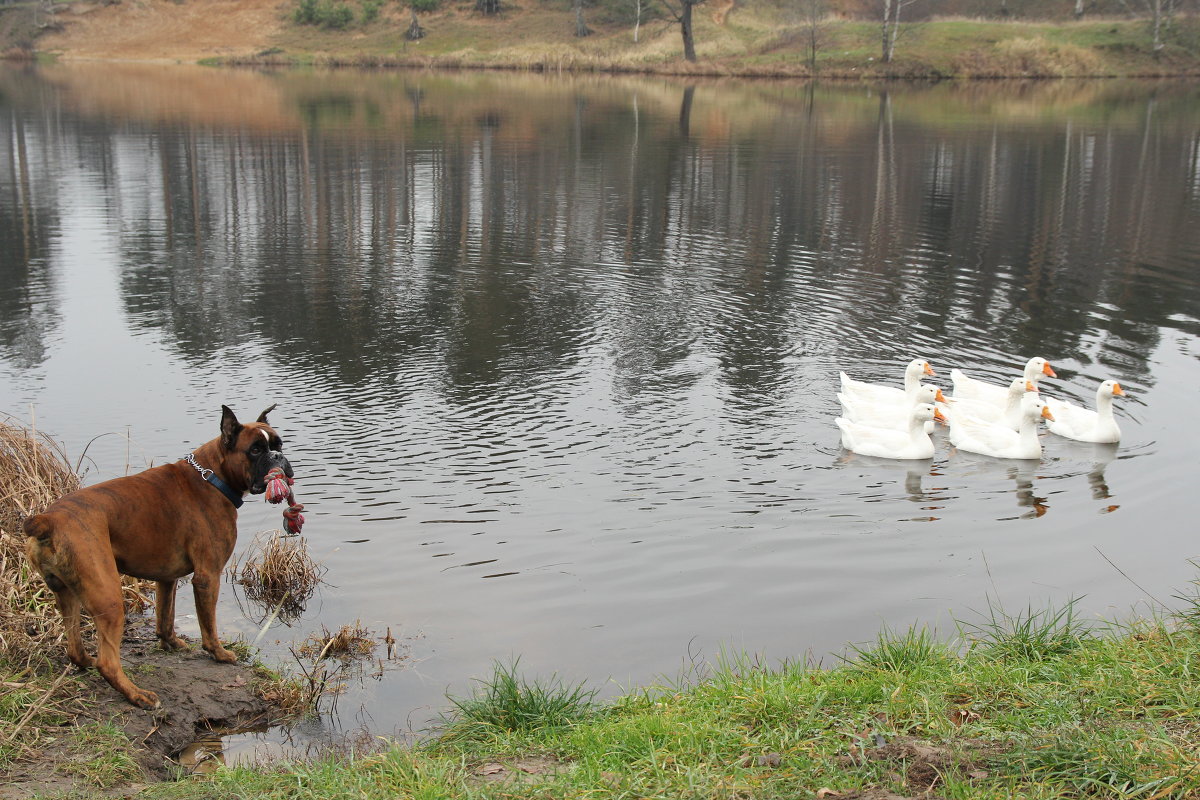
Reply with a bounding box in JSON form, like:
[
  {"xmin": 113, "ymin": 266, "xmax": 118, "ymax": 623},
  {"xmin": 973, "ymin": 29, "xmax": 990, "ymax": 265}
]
[
  {"xmin": 38, "ymin": 0, "xmax": 288, "ymax": 62},
  {"xmin": 230, "ymin": 531, "xmax": 326, "ymax": 624},
  {"xmin": 0, "ymin": 416, "xmax": 154, "ymax": 675},
  {"xmin": 0, "ymin": 415, "xmax": 81, "ymax": 671}
]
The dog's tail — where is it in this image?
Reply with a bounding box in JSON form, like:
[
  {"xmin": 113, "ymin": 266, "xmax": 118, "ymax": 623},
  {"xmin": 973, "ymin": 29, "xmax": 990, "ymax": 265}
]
[{"xmin": 23, "ymin": 514, "xmax": 54, "ymax": 542}]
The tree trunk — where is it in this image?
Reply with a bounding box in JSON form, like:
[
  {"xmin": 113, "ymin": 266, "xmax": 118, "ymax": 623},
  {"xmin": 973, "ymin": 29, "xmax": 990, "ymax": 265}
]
[
  {"xmin": 1151, "ymin": 0, "xmax": 1163, "ymax": 53},
  {"xmin": 679, "ymin": 86, "xmax": 695, "ymax": 138},
  {"xmin": 633, "ymin": 0, "xmax": 642, "ymax": 42},
  {"xmin": 573, "ymin": 0, "xmax": 591, "ymax": 37},
  {"xmin": 405, "ymin": 7, "xmax": 424, "ymax": 40},
  {"xmin": 681, "ymin": 0, "xmax": 697, "ymax": 61},
  {"xmin": 475, "ymin": 0, "xmax": 499, "ymax": 14},
  {"xmin": 1074, "ymin": 0, "xmax": 1084, "ymax": 18},
  {"xmin": 880, "ymin": 0, "xmax": 895, "ymax": 63},
  {"xmin": 804, "ymin": 0, "xmax": 823, "ymax": 71}
]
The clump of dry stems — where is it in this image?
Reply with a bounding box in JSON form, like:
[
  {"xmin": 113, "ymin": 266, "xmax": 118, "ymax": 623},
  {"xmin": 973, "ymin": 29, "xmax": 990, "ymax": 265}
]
[
  {"xmin": 0, "ymin": 415, "xmax": 151, "ymax": 672},
  {"xmin": 297, "ymin": 622, "xmax": 378, "ymax": 662},
  {"xmin": 230, "ymin": 532, "xmax": 325, "ymax": 624},
  {"xmin": 1, "ymin": 415, "xmax": 82, "ymax": 669}
]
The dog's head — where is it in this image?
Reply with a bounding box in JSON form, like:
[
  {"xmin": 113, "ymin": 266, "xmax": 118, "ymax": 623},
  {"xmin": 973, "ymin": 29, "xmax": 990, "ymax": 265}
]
[{"xmin": 219, "ymin": 404, "xmax": 294, "ymax": 494}]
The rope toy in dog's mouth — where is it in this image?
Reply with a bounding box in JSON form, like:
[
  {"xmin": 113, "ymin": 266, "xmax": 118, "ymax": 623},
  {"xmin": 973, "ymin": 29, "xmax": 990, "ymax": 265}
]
[{"xmin": 264, "ymin": 467, "xmax": 305, "ymax": 535}]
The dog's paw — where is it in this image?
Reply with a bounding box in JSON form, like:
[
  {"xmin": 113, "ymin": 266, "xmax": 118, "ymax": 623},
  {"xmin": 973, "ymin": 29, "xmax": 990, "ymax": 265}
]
[
  {"xmin": 210, "ymin": 646, "xmax": 238, "ymax": 664},
  {"xmin": 159, "ymin": 635, "xmax": 190, "ymax": 652},
  {"xmin": 69, "ymin": 653, "xmax": 96, "ymax": 670},
  {"xmin": 131, "ymin": 689, "xmax": 161, "ymax": 710}
]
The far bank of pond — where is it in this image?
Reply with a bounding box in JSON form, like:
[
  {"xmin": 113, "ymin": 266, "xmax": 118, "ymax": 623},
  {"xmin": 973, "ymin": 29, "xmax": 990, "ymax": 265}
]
[{"xmin": 3, "ymin": 0, "xmax": 1200, "ymax": 79}]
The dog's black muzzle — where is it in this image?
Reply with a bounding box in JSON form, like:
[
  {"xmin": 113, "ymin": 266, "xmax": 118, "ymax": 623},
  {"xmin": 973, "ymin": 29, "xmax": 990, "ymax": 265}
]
[{"xmin": 249, "ymin": 450, "xmax": 294, "ymax": 494}]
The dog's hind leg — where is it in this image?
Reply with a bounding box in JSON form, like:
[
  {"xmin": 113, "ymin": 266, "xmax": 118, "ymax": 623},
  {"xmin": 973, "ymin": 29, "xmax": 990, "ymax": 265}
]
[
  {"xmin": 54, "ymin": 584, "xmax": 95, "ymax": 670},
  {"xmin": 155, "ymin": 580, "xmax": 188, "ymax": 651},
  {"xmin": 191, "ymin": 571, "xmax": 237, "ymax": 664},
  {"xmin": 91, "ymin": 593, "xmax": 160, "ymax": 710},
  {"xmin": 70, "ymin": 554, "xmax": 161, "ymax": 710}
]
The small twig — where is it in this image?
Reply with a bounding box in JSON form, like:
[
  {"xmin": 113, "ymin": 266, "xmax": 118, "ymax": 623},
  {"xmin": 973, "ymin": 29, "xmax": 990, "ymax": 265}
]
[
  {"xmin": 1094, "ymin": 546, "xmax": 1165, "ymax": 607},
  {"xmin": 3, "ymin": 665, "xmax": 72, "ymax": 746}
]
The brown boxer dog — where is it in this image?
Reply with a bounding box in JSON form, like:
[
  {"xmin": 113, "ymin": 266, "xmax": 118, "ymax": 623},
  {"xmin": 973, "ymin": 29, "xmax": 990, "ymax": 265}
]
[{"xmin": 24, "ymin": 405, "xmax": 293, "ymax": 709}]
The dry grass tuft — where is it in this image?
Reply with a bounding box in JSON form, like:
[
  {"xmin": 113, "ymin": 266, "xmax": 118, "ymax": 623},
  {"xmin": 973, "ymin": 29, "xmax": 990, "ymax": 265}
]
[
  {"xmin": 229, "ymin": 532, "xmax": 325, "ymax": 624},
  {"xmin": 1, "ymin": 415, "xmax": 153, "ymax": 671},
  {"xmin": 297, "ymin": 622, "xmax": 378, "ymax": 662},
  {"xmin": 0, "ymin": 415, "xmax": 81, "ymax": 668},
  {"xmin": 953, "ymin": 36, "xmax": 1104, "ymax": 77}
]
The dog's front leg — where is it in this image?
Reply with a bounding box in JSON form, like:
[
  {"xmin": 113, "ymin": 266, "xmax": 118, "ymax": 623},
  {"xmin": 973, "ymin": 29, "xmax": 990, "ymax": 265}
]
[
  {"xmin": 155, "ymin": 580, "xmax": 188, "ymax": 651},
  {"xmin": 191, "ymin": 572, "xmax": 237, "ymax": 663}
]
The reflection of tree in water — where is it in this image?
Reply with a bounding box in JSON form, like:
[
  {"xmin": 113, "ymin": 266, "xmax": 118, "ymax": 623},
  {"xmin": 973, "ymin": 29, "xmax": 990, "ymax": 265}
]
[
  {"xmin": 0, "ymin": 111, "xmax": 59, "ymax": 368},
  {"xmin": 11, "ymin": 76, "xmax": 1195, "ymax": 402}
]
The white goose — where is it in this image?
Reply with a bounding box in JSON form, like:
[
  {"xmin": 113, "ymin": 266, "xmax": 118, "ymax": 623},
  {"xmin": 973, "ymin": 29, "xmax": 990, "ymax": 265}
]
[
  {"xmin": 839, "ymin": 359, "xmax": 935, "ymax": 404},
  {"xmin": 949, "ymin": 394, "xmax": 1054, "ymax": 460},
  {"xmin": 836, "ymin": 402, "xmax": 946, "ymax": 460},
  {"xmin": 838, "ymin": 383, "xmax": 947, "ymax": 433},
  {"xmin": 951, "ymin": 357, "xmax": 1056, "ymax": 409},
  {"xmin": 943, "ymin": 379, "xmax": 1037, "ymax": 430},
  {"xmin": 1045, "ymin": 380, "xmax": 1126, "ymax": 443}
]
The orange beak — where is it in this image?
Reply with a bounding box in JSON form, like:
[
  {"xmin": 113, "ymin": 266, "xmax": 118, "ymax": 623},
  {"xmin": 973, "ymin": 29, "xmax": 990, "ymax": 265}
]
[
  {"xmin": 1042, "ymin": 362, "xmax": 1057, "ymax": 378},
  {"xmin": 1041, "ymin": 405, "xmax": 1055, "ymax": 421},
  {"xmin": 1112, "ymin": 382, "xmax": 1126, "ymax": 396},
  {"xmin": 934, "ymin": 388, "xmax": 947, "ymax": 403},
  {"xmin": 934, "ymin": 408, "xmax": 948, "ymax": 424},
  {"xmin": 924, "ymin": 362, "xmax": 935, "ymax": 376},
  {"xmin": 1025, "ymin": 380, "xmax": 1038, "ymax": 392}
]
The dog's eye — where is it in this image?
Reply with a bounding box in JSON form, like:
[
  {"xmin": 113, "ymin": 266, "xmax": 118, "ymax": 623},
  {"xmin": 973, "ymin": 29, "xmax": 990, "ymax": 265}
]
[{"xmin": 249, "ymin": 444, "xmax": 264, "ymax": 455}]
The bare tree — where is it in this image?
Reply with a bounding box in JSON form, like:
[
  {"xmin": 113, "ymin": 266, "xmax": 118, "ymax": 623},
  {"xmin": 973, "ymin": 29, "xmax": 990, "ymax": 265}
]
[
  {"xmin": 880, "ymin": 0, "xmax": 917, "ymax": 63},
  {"xmin": 799, "ymin": 0, "xmax": 827, "ymax": 72},
  {"xmin": 1115, "ymin": 0, "xmax": 1177, "ymax": 53},
  {"xmin": 573, "ymin": 0, "xmax": 592, "ymax": 36},
  {"xmin": 405, "ymin": 5, "xmax": 425, "ymax": 39},
  {"xmin": 661, "ymin": 0, "xmax": 706, "ymax": 62},
  {"xmin": 476, "ymin": 0, "xmax": 500, "ymax": 14}
]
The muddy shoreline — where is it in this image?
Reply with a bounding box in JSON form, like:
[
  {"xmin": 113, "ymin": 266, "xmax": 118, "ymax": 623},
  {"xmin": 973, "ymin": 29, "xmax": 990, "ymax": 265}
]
[{"xmin": 1, "ymin": 620, "xmax": 275, "ymax": 799}]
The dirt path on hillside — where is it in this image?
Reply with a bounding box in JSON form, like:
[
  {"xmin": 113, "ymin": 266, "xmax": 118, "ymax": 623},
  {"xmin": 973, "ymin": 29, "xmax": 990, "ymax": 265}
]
[{"xmin": 40, "ymin": 0, "xmax": 283, "ymax": 62}]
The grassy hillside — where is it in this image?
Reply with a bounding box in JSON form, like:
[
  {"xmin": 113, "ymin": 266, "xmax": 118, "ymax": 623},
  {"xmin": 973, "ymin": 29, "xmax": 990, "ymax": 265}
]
[{"xmin": 3, "ymin": 0, "xmax": 1200, "ymax": 76}]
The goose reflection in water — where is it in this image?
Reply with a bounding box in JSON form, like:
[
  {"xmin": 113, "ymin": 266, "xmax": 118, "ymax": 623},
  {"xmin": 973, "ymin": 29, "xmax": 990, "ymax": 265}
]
[
  {"xmin": 1082, "ymin": 442, "xmax": 1120, "ymax": 510},
  {"xmin": 1008, "ymin": 463, "xmax": 1049, "ymax": 519}
]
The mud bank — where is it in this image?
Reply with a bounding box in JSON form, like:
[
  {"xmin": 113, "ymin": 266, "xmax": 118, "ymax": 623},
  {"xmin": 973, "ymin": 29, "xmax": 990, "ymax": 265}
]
[{"xmin": 1, "ymin": 621, "xmax": 274, "ymax": 799}]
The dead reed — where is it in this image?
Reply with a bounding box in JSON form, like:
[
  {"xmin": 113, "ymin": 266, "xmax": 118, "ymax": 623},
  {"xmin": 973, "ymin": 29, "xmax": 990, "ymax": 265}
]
[
  {"xmin": 0, "ymin": 415, "xmax": 152, "ymax": 671},
  {"xmin": 229, "ymin": 532, "xmax": 325, "ymax": 624},
  {"xmin": 297, "ymin": 622, "xmax": 378, "ymax": 662},
  {"xmin": 0, "ymin": 415, "xmax": 81, "ymax": 668}
]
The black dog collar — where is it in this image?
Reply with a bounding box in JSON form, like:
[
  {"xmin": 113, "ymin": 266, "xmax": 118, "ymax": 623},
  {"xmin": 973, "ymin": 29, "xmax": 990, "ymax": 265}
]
[{"xmin": 182, "ymin": 453, "xmax": 244, "ymax": 509}]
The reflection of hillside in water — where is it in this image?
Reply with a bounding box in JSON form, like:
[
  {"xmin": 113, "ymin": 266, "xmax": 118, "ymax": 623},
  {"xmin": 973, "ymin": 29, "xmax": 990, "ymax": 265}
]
[{"xmin": 1, "ymin": 66, "xmax": 1198, "ymax": 400}]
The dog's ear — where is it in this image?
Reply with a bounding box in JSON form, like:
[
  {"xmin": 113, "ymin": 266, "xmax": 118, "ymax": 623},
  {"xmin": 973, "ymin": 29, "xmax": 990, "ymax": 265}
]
[
  {"xmin": 257, "ymin": 404, "xmax": 277, "ymax": 424},
  {"xmin": 220, "ymin": 405, "xmax": 243, "ymax": 452}
]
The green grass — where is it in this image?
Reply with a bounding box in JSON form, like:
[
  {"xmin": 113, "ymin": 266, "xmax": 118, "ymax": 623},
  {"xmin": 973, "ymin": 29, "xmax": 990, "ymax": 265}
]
[
  {"xmin": 58, "ymin": 720, "xmax": 144, "ymax": 789},
  {"xmin": 441, "ymin": 658, "xmax": 599, "ymax": 741},
  {"xmin": 127, "ymin": 594, "xmax": 1200, "ymax": 800}
]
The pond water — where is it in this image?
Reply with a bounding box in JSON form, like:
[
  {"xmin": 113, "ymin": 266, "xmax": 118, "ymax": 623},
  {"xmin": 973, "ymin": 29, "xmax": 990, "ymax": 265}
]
[{"xmin": 2, "ymin": 64, "xmax": 1200, "ymax": 755}]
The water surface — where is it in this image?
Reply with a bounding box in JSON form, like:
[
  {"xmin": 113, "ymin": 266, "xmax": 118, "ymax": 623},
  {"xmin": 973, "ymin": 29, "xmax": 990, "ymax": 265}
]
[{"xmin": 2, "ymin": 65, "xmax": 1199, "ymax": 750}]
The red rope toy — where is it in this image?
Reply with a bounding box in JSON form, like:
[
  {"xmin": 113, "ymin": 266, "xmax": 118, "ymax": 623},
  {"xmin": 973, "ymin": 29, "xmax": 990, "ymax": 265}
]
[{"xmin": 264, "ymin": 467, "xmax": 305, "ymax": 535}]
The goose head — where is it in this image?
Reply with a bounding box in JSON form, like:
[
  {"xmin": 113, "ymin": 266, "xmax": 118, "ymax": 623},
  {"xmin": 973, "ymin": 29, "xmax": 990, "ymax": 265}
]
[
  {"xmin": 1023, "ymin": 357, "xmax": 1057, "ymax": 382},
  {"xmin": 912, "ymin": 384, "xmax": 948, "ymax": 405},
  {"xmin": 905, "ymin": 359, "xmax": 935, "ymax": 379},
  {"xmin": 1020, "ymin": 394, "xmax": 1055, "ymax": 423},
  {"xmin": 911, "ymin": 402, "xmax": 947, "ymax": 427},
  {"xmin": 1005, "ymin": 378, "xmax": 1038, "ymax": 400}
]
